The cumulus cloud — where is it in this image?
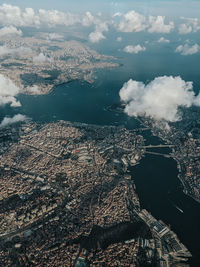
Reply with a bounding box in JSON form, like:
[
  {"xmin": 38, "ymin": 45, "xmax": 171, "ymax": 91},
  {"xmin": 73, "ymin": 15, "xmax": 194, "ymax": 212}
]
[
  {"xmin": 117, "ymin": 36, "xmax": 122, "ymax": 42},
  {"xmin": 0, "ymin": 4, "xmax": 177, "ymax": 37},
  {"xmin": 179, "ymin": 24, "xmax": 192, "ymax": 35},
  {"xmin": 27, "ymin": 85, "xmax": 40, "ymax": 94},
  {"xmin": 39, "ymin": 9, "xmax": 80, "ymax": 27},
  {"xmin": 96, "ymin": 22, "xmax": 109, "ymax": 33},
  {"xmin": 113, "ymin": 12, "xmax": 122, "ymax": 18},
  {"xmin": 0, "ymin": 45, "xmax": 32, "ymax": 56},
  {"xmin": 0, "ymin": 4, "xmax": 108, "ymax": 33},
  {"xmin": 89, "ymin": 31, "xmax": 106, "ymax": 43},
  {"xmin": 85, "ymin": 12, "xmax": 109, "ymax": 43},
  {"xmin": 0, "ymin": 26, "xmax": 22, "ymax": 37},
  {"xmin": 178, "ymin": 17, "xmax": 200, "ymax": 34},
  {"xmin": 175, "ymin": 43, "xmax": 199, "ymax": 55},
  {"xmin": 123, "ymin": 45, "xmax": 146, "ymax": 54},
  {"xmin": 0, "ymin": 114, "xmax": 27, "ymax": 127},
  {"xmin": 47, "ymin": 33, "xmax": 64, "ymax": 40},
  {"xmin": 119, "ymin": 76, "xmax": 200, "ymax": 122},
  {"xmin": 33, "ymin": 53, "xmax": 52, "ymax": 63},
  {"xmin": 0, "ymin": 4, "xmax": 40, "ymax": 27},
  {"xmin": 0, "ymin": 4, "xmax": 80, "ymax": 28},
  {"xmin": 82, "ymin": 11, "xmax": 95, "ymax": 27},
  {"xmin": 89, "ymin": 23, "xmax": 108, "ymax": 43},
  {"xmin": 148, "ymin": 16, "xmax": 174, "ymax": 33},
  {"xmin": 0, "ymin": 45, "xmax": 14, "ymax": 56},
  {"xmin": 158, "ymin": 37, "xmax": 170, "ymax": 43},
  {"xmin": 193, "ymin": 93, "xmax": 200, "ymax": 106},
  {"xmin": 118, "ymin": 10, "xmax": 147, "ymax": 32},
  {"xmin": 0, "ymin": 4, "xmax": 109, "ymax": 44},
  {"xmin": 0, "ymin": 74, "xmax": 21, "ymax": 107},
  {"xmin": 117, "ymin": 10, "xmax": 174, "ymax": 34}
]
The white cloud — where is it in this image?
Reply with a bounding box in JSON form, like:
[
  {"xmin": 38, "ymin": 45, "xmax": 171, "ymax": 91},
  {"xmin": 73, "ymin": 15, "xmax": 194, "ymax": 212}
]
[
  {"xmin": 119, "ymin": 76, "xmax": 200, "ymax": 122},
  {"xmin": 33, "ymin": 53, "xmax": 52, "ymax": 63},
  {"xmin": 0, "ymin": 74, "xmax": 21, "ymax": 107},
  {"xmin": 178, "ymin": 18, "xmax": 200, "ymax": 34},
  {"xmin": 0, "ymin": 45, "xmax": 13, "ymax": 56},
  {"xmin": 82, "ymin": 11, "xmax": 109, "ymax": 43},
  {"xmin": 27, "ymin": 85, "xmax": 40, "ymax": 94},
  {"xmin": 0, "ymin": 26, "xmax": 22, "ymax": 37},
  {"xmin": 148, "ymin": 16, "xmax": 174, "ymax": 33},
  {"xmin": 0, "ymin": 4, "xmax": 109, "ymax": 45},
  {"xmin": 0, "ymin": 114, "xmax": 27, "ymax": 127},
  {"xmin": 117, "ymin": 11, "xmax": 174, "ymax": 34},
  {"xmin": 113, "ymin": 12, "xmax": 122, "ymax": 18},
  {"xmin": 175, "ymin": 43, "xmax": 199, "ymax": 55},
  {"xmin": 0, "ymin": 45, "xmax": 32, "ymax": 56},
  {"xmin": 47, "ymin": 33, "xmax": 64, "ymax": 40},
  {"xmin": 158, "ymin": 37, "xmax": 170, "ymax": 43},
  {"xmin": 0, "ymin": 4, "xmax": 177, "ymax": 37},
  {"xmin": 89, "ymin": 31, "xmax": 106, "ymax": 43},
  {"xmin": 117, "ymin": 37, "xmax": 122, "ymax": 42},
  {"xmin": 193, "ymin": 93, "xmax": 200, "ymax": 106},
  {"xmin": 82, "ymin": 11, "xmax": 109, "ymax": 33},
  {"xmin": 178, "ymin": 24, "xmax": 193, "ymax": 35},
  {"xmin": 0, "ymin": 4, "xmax": 80, "ymax": 28},
  {"xmin": 38, "ymin": 9, "xmax": 79, "ymax": 27},
  {"xmin": 96, "ymin": 22, "xmax": 109, "ymax": 33},
  {"xmin": 123, "ymin": 45, "xmax": 146, "ymax": 54},
  {"xmin": 0, "ymin": 4, "xmax": 40, "ymax": 27},
  {"xmin": 82, "ymin": 11, "xmax": 95, "ymax": 27},
  {"xmin": 118, "ymin": 10, "xmax": 147, "ymax": 32}
]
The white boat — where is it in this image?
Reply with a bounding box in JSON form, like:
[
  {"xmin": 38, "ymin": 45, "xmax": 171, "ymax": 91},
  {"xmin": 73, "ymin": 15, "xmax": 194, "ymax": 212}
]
[{"xmin": 174, "ymin": 205, "xmax": 184, "ymax": 213}]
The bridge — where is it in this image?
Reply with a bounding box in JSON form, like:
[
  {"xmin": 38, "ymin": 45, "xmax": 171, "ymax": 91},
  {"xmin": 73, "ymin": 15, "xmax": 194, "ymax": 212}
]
[
  {"xmin": 144, "ymin": 151, "xmax": 172, "ymax": 158},
  {"xmin": 141, "ymin": 144, "xmax": 175, "ymax": 148}
]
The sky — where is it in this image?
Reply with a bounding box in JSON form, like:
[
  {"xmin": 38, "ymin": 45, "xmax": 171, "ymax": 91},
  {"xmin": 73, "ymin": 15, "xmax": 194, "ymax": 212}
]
[{"xmin": 3, "ymin": 0, "xmax": 200, "ymax": 18}]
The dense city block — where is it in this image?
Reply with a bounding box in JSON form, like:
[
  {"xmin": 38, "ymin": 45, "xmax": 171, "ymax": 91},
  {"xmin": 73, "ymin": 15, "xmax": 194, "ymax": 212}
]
[{"xmin": 0, "ymin": 121, "xmax": 191, "ymax": 266}]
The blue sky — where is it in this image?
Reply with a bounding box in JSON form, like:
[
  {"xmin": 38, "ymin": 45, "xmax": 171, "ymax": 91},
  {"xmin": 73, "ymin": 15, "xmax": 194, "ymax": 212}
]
[{"xmin": 2, "ymin": 0, "xmax": 200, "ymax": 18}]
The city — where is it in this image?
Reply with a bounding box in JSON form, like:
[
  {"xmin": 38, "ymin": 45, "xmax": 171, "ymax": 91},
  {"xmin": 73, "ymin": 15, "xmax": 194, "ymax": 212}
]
[{"xmin": 0, "ymin": 121, "xmax": 191, "ymax": 266}]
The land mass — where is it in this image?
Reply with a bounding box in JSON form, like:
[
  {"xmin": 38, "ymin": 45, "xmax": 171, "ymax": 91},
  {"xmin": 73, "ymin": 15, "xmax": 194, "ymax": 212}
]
[
  {"xmin": 0, "ymin": 121, "xmax": 191, "ymax": 266},
  {"xmin": 0, "ymin": 36, "xmax": 118, "ymax": 95},
  {"xmin": 110, "ymin": 104, "xmax": 200, "ymax": 204}
]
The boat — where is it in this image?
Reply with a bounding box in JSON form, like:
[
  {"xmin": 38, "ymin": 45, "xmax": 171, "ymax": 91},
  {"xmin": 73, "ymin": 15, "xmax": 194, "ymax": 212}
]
[{"xmin": 174, "ymin": 205, "xmax": 184, "ymax": 213}]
